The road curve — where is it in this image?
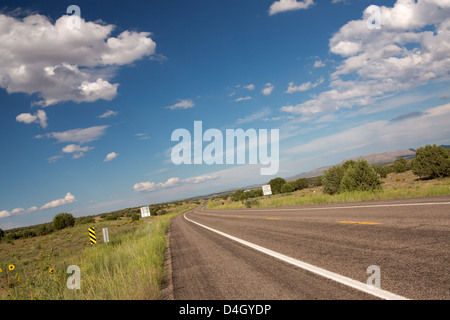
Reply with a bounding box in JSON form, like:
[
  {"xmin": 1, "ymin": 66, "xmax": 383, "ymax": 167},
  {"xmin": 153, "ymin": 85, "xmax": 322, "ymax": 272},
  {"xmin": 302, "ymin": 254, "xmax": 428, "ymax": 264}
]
[{"xmin": 167, "ymin": 195, "xmax": 450, "ymax": 300}]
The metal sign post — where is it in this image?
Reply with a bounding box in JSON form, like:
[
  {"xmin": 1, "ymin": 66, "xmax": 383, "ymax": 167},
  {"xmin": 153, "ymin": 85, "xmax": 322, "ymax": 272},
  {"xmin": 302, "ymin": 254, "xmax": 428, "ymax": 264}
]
[{"xmin": 103, "ymin": 228, "xmax": 109, "ymax": 247}]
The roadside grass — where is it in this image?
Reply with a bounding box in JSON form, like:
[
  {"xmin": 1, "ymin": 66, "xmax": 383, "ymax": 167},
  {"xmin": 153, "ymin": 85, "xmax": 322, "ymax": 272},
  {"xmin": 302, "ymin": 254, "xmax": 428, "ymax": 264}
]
[
  {"xmin": 207, "ymin": 171, "xmax": 450, "ymax": 210},
  {"xmin": 0, "ymin": 204, "xmax": 193, "ymax": 300}
]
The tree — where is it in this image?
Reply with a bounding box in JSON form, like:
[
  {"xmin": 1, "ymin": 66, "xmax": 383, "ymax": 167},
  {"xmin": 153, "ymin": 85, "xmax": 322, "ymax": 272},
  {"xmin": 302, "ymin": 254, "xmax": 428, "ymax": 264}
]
[
  {"xmin": 322, "ymin": 165, "xmax": 345, "ymax": 195},
  {"xmin": 0, "ymin": 228, "xmax": 4, "ymax": 241},
  {"xmin": 372, "ymin": 164, "xmax": 388, "ymax": 178},
  {"xmin": 411, "ymin": 144, "xmax": 450, "ymax": 179},
  {"xmin": 292, "ymin": 178, "xmax": 308, "ymax": 191},
  {"xmin": 131, "ymin": 213, "xmax": 140, "ymax": 221},
  {"xmin": 281, "ymin": 182, "xmax": 295, "ymax": 193},
  {"xmin": 268, "ymin": 177, "xmax": 287, "ymax": 194},
  {"xmin": 393, "ymin": 157, "xmax": 408, "ymax": 173},
  {"xmin": 340, "ymin": 159, "xmax": 382, "ymax": 192},
  {"xmin": 52, "ymin": 213, "xmax": 75, "ymax": 230}
]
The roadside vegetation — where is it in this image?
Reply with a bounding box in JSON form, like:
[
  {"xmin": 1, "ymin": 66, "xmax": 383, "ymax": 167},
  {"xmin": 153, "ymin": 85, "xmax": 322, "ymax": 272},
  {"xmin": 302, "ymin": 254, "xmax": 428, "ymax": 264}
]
[
  {"xmin": 0, "ymin": 201, "xmax": 196, "ymax": 300},
  {"xmin": 208, "ymin": 144, "xmax": 450, "ymax": 209}
]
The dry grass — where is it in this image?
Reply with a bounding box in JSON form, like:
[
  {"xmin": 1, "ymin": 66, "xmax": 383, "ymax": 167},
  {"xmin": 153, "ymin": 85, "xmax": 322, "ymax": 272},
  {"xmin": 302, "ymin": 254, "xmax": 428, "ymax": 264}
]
[{"xmin": 0, "ymin": 204, "xmax": 194, "ymax": 300}]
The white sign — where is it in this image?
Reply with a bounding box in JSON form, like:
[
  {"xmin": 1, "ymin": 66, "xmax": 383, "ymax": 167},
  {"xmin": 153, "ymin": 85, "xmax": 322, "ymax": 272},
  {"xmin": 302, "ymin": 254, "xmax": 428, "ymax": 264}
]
[
  {"xmin": 262, "ymin": 184, "xmax": 272, "ymax": 196},
  {"xmin": 102, "ymin": 228, "xmax": 109, "ymax": 243},
  {"xmin": 140, "ymin": 206, "xmax": 151, "ymax": 218}
]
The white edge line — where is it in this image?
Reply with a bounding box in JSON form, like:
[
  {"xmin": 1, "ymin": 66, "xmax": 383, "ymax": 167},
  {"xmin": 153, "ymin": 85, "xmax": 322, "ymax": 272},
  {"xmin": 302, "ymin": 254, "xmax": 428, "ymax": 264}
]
[
  {"xmin": 183, "ymin": 212, "xmax": 409, "ymax": 300},
  {"xmin": 220, "ymin": 201, "xmax": 450, "ymax": 212}
]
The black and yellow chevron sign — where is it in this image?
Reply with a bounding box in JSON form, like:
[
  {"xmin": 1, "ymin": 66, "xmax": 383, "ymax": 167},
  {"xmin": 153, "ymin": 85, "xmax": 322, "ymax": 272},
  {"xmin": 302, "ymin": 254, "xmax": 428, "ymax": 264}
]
[{"xmin": 89, "ymin": 227, "xmax": 96, "ymax": 245}]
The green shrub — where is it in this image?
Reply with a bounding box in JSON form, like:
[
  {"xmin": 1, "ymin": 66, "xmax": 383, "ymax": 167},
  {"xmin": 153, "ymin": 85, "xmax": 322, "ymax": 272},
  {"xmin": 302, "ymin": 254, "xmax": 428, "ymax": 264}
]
[
  {"xmin": 131, "ymin": 213, "xmax": 140, "ymax": 221},
  {"xmin": 372, "ymin": 164, "xmax": 388, "ymax": 178},
  {"xmin": 52, "ymin": 213, "xmax": 75, "ymax": 230},
  {"xmin": 412, "ymin": 144, "xmax": 450, "ymax": 179},
  {"xmin": 393, "ymin": 157, "xmax": 408, "ymax": 173},
  {"xmin": 340, "ymin": 159, "xmax": 382, "ymax": 192},
  {"xmin": 322, "ymin": 165, "xmax": 345, "ymax": 195},
  {"xmin": 268, "ymin": 177, "xmax": 287, "ymax": 194},
  {"xmin": 281, "ymin": 182, "xmax": 295, "ymax": 193}
]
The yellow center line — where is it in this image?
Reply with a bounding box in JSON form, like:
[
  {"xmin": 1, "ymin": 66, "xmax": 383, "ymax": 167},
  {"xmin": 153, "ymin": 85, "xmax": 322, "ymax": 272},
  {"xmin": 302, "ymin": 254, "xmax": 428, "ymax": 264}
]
[
  {"xmin": 266, "ymin": 217, "xmax": 280, "ymax": 220},
  {"xmin": 338, "ymin": 221, "xmax": 381, "ymax": 225}
]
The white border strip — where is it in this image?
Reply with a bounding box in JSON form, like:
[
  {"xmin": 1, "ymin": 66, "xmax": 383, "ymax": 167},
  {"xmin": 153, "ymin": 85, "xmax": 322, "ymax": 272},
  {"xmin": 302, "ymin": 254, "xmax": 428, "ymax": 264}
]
[
  {"xmin": 227, "ymin": 201, "xmax": 450, "ymax": 212},
  {"xmin": 184, "ymin": 212, "xmax": 409, "ymax": 300}
]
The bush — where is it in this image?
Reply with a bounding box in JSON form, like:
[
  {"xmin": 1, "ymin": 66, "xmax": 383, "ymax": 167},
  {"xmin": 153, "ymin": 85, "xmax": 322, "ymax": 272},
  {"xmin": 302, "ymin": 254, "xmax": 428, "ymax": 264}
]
[
  {"xmin": 372, "ymin": 164, "xmax": 388, "ymax": 178},
  {"xmin": 131, "ymin": 213, "xmax": 140, "ymax": 221},
  {"xmin": 239, "ymin": 193, "xmax": 249, "ymax": 201},
  {"xmin": 322, "ymin": 165, "xmax": 345, "ymax": 195},
  {"xmin": 0, "ymin": 228, "xmax": 4, "ymax": 241},
  {"xmin": 268, "ymin": 177, "xmax": 287, "ymax": 194},
  {"xmin": 393, "ymin": 157, "xmax": 408, "ymax": 173},
  {"xmin": 52, "ymin": 213, "xmax": 75, "ymax": 230},
  {"xmin": 340, "ymin": 159, "xmax": 381, "ymax": 192},
  {"xmin": 412, "ymin": 144, "xmax": 450, "ymax": 179},
  {"xmin": 231, "ymin": 190, "xmax": 244, "ymax": 202},
  {"xmin": 322, "ymin": 159, "xmax": 382, "ymax": 194},
  {"xmin": 292, "ymin": 178, "xmax": 308, "ymax": 191},
  {"xmin": 76, "ymin": 216, "xmax": 95, "ymax": 225},
  {"xmin": 281, "ymin": 182, "xmax": 295, "ymax": 193}
]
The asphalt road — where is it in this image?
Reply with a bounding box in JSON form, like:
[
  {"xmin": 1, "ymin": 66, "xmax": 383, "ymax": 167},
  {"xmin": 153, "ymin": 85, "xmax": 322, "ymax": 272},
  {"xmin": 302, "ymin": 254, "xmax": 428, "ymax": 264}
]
[{"xmin": 167, "ymin": 195, "xmax": 450, "ymax": 300}]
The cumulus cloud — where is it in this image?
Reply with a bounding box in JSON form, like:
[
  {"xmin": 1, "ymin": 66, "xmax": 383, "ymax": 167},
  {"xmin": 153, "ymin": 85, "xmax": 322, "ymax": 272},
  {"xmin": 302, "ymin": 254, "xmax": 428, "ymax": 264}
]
[
  {"xmin": 133, "ymin": 174, "xmax": 218, "ymax": 193},
  {"xmin": 0, "ymin": 12, "xmax": 156, "ymax": 106},
  {"xmin": 104, "ymin": 152, "xmax": 119, "ymax": 162},
  {"xmin": 286, "ymin": 77, "xmax": 324, "ymax": 94},
  {"xmin": 16, "ymin": 110, "xmax": 48, "ymax": 128},
  {"xmin": 281, "ymin": 0, "xmax": 450, "ymax": 115},
  {"xmin": 262, "ymin": 83, "xmax": 275, "ymax": 96},
  {"xmin": 39, "ymin": 192, "xmax": 77, "ymax": 210},
  {"xmin": 269, "ymin": 0, "xmax": 315, "ymax": 16},
  {"xmin": 166, "ymin": 99, "xmax": 195, "ymax": 110}
]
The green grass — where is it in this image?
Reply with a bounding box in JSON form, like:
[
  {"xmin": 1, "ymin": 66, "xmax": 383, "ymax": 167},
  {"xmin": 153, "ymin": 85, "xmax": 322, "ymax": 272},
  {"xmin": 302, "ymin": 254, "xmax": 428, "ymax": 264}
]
[
  {"xmin": 0, "ymin": 205, "xmax": 193, "ymax": 300},
  {"xmin": 207, "ymin": 172, "xmax": 450, "ymax": 210}
]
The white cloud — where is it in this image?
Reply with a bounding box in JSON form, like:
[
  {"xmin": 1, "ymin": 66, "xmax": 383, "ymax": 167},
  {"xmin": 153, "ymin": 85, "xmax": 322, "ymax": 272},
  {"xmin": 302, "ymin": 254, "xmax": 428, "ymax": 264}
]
[
  {"xmin": 133, "ymin": 174, "xmax": 218, "ymax": 193},
  {"xmin": 40, "ymin": 192, "xmax": 77, "ymax": 210},
  {"xmin": 104, "ymin": 152, "xmax": 119, "ymax": 162},
  {"xmin": 0, "ymin": 210, "xmax": 11, "ymax": 218},
  {"xmin": 262, "ymin": 83, "xmax": 275, "ymax": 96},
  {"xmin": 133, "ymin": 181, "xmax": 157, "ymax": 193},
  {"xmin": 235, "ymin": 96, "xmax": 252, "ymax": 102},
  {"xmin": 37, "ymin": 125, "xmax": 108, "ymax": 144},
  {"xmin": 62, "ymin": 144, "xmax": 94, "ymax": 153},
  {"xmin": 286, "ymin": 77, "xmax": 324, "ymax": 94},
  {"xmin": 313, "ymin": 60, "xmax": 325, "ymax": 68},
  {"xmin": 166, "ymin": 99, "xmax": 195, "ymax": 110},
  {"xmin": 286, "ymin": 102, "xmax": 450, "ymax": 155},
  {"xmin": 244, "ymin": 84, "xmax": 255, "ymax": 91},
  {"xmin": 16, "ymin": 110, "xmax": 47, "ymax": 128},
  {"xmin": 281, "ymin": 0, "xmax": 450, "ymax": 115},
  {"xmin": 98, "ymin": 110, "xmax": 118, "ymax": 118},
  {"xmin": 0, "ymin": 13, "xmax": 156, "ymax": 106},
  {"xmin": 269, "ymin": 0, "xmax": 315, "ymax": 16}
]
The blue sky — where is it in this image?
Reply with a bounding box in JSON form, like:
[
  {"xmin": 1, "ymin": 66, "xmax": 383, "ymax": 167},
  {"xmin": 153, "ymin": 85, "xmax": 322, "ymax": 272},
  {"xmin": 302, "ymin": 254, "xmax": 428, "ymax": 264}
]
[{"xmin": 1, "ymin": 0, "xmax": 449, "ymax": 229}]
